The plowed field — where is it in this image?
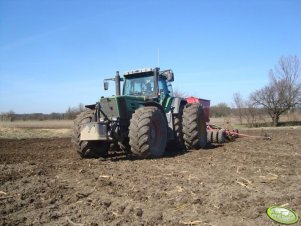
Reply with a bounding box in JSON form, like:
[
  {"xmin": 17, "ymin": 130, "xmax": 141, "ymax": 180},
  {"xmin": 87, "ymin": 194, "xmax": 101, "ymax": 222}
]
[{"xmin": 1, "ymin": 128, "xmax": 300, "ymax": 225}]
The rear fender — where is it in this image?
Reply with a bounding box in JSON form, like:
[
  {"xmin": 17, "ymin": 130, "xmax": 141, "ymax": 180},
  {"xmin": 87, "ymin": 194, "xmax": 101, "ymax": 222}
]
[
  {"xmin": 141, "ymin": 101, "xmax": 164, "ymax": 113},
  {"xmin": 85, "ymin": 104, "xmax": 96, "ymax": 110},
  {"xmin": 171, "ymin": 97, "xmax": 186, "ymax": 114}
]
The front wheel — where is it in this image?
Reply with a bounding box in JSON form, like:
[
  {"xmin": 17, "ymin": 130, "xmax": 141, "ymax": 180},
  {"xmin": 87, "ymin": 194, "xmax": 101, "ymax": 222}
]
[
  {"xmin": 71, "ymin": 110, "xmax": 109, "ymax": 158},
  {"xmin": 129, "ymin": 106, "xmax": 167, "ymax": 158}
]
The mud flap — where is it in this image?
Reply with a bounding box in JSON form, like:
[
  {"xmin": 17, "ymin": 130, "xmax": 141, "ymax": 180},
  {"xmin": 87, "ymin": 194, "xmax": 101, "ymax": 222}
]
[{"xmin": 80, "ymin": 122, "xmax": 108, "ymax": 141}]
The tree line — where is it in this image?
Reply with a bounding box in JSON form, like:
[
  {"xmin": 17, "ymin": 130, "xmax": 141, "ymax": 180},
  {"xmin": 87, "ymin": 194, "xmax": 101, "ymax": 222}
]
[{"xmin": 0, "ymin": 103, "xmax": 86, "ymax": 121}]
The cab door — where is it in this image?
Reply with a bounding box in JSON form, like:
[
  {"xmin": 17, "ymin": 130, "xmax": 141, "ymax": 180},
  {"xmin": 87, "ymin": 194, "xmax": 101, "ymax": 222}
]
[{"xmin": 158, "ymin": 77, "xmax": 173, "ymax": 113}]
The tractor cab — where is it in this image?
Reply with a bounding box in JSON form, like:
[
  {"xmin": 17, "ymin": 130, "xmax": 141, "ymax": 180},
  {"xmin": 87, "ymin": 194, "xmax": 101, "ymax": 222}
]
[
  {"xmin": 122, "ymin": 68, "xmax": 174, "ymax": 101},
  {"xmin": 104, "ymin": 67, "xmax": 174, "ymax": 101},
  {"xmin": 123, "ymin": 70, "xmax": 157, "ymax": 97}
]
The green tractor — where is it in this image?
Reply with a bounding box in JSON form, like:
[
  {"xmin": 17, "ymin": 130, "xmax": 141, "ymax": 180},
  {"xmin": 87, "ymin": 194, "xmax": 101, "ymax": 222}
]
[{"xmin": 72, "ymin": 68, "xmax": 207, "ymax": 158}]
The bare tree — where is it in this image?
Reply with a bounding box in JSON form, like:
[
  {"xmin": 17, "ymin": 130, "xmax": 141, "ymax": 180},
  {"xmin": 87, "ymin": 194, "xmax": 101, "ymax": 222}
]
[
  {"xmin": 0, "ymin": 110, "xmax": 15, "ymax": 121},
  {"xmin": 65, "ymin": 103, "xmax": 86, "ymax": 120},
  {"xmin": 173, "ymin": 88, "xmax": 188, "ymax": 98},
  {"xmin": 210, "ymin": 102, "xmax": 231, "ymax": 118},
  {"xmin": 250, "ymin": 55, "xmax": 301, "ymax": 126},
  {"xmin": 78, "ymin": 103, "xmax": 85, "ymax": 112},
  {"xmin": 233, "ymin": 92, "xmax": 244, "ymax": 124},
  {"xmin": 244, "ymin": 101, "xmax": 260, "ymax": 127}
]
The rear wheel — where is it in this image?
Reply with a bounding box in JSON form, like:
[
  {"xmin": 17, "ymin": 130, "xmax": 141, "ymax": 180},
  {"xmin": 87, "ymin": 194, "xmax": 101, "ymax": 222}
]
[
  {"xmin": 217, "ymin": 130, "xmax": 225, "ymax": 144},
  {"xmin": 129, "ymin": 106, "xmax": 167, "ymax": 158},
  {"xmin": 167, "ymin": 105, "xmax": 185, "ymax": 151},
  {"xmin": 207, "ymin": 130, "xmax": 213, "ymax": 144},
  {"xmin": 182, "ymin": 103, "xmax": 207, "ymax": 150},
  {"xmin": 71, "ymin": 110, "xmax": 109, "ymax": 158},
  {"xmin": 212, "ymin": 130, "xmax": 218, "ymax": 143}
]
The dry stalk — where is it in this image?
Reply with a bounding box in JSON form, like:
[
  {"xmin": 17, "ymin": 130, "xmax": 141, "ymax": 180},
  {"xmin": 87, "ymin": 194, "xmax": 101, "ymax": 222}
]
[
  {"xmin": 236, "ymin": 179, "xmax": 259, "ymax": 192},
  {"xmin": 188, "ymin": 174, "xmax": 197, "ymax": 180},
  {"xmin": 213, "ymin": 204, "xmax": 220, "ymax": 209},
  {"xmin": 259, "ymin": 173, "xmax": 278, "ymax": 181},
  {"xmin": 181, "ymin": 220, "xmax": 202, "ymax": 225},
  {"xmin": 112, "ymin": 211, "xmax": 120, "ymax": 217},
  {"xmin": 65, "ymin": 217, "xmax": 84, "ymax": 226},
  {"xmin": 0, "ymin": 196, "xmax": 14, "ymax": 200},
  {"xmin": 0, "ymin": 191, "xmax": 8, "ymax": 195},
  {"xmin": 176, "ymin": 186, "xmax": 184, "ymax": 192},
  {"xmin": 236, "ymin": 181, "xmax": 248, "ymax": 188},
  {"xmin": 280, "ymin": 203, "xmax": 289, "ymax": 207},
  {"xmin": 99, "ymin": 175, "xmax": 110, "ymax": 178},
  {"xmin": 207, "ymin": 207, "xmax": 218, "ymax": 214},
  {"xmin": 175, "ymin": 203, "xmax": 190, "ymax": 211},
  {"xmin": 240, "ymin": 177, "xmax": 252, "ymax": 185}
]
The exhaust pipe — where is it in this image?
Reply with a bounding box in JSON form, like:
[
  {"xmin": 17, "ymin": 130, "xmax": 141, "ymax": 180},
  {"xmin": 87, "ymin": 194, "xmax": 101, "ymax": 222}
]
[{"xmin": 115, "ymin": 71, "xmax": 121, "ymax": 96}]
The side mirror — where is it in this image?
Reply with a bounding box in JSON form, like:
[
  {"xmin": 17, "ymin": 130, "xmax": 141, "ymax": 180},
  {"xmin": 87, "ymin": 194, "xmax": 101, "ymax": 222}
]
[
  {"xmin": 166, "ymin": 71, "xmax": 174, "ymax": 82},
  {"xmin": 104, "ymin": 81, "xmax": 109, "ymax": 90}
]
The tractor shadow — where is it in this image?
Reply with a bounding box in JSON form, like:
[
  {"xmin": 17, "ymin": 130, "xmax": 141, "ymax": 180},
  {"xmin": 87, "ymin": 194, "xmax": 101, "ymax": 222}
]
[
  {"xmin": 205, "ymin": 143, "xmax": 225, "ymax": 150},
  {"xmin": 163, "ymin": 144, "xmax": 222, "ymax": 158},
  {"xmin": 102, "ymin": 143, "xmax": 223, "ymax": 162}
]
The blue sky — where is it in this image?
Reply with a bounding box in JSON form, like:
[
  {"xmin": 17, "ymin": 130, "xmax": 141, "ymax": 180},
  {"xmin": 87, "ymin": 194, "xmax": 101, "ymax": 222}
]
[{"xmin": 0, "ymin": 0, "xmax": 300, "ymax": 113}]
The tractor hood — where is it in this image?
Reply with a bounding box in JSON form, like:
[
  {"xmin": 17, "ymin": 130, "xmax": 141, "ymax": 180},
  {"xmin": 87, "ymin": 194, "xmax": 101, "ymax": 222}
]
[{"xmin": 99, "ymin": 95, "xmax": 157, "ymax": 120}]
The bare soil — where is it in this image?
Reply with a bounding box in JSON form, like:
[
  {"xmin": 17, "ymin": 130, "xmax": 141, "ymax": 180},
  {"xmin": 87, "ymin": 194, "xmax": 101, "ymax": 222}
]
[{"xmin": 0, "ymin": 129, "xmax": 300, "ymax": 226}]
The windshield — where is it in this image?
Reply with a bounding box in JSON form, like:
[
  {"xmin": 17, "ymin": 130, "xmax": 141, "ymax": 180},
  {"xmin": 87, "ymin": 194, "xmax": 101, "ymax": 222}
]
[{"xmin": 123, "ymin": 75, "xmax": 155, "ymax": 96}]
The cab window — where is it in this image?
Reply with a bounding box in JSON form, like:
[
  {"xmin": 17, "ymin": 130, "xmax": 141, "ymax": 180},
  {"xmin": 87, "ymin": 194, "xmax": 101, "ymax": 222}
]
[{"xmin": 158, "ymin": 77, "xmax": 169, "ymax": 97}]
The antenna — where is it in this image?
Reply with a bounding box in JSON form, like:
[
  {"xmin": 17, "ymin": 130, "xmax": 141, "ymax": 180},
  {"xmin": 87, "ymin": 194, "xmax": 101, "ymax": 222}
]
[{"xmin": 157, "ymin": 48, "xmax": 160, "ymax": 67}]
